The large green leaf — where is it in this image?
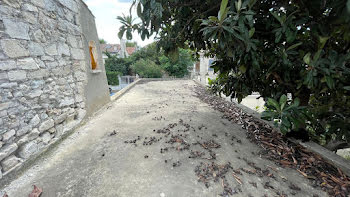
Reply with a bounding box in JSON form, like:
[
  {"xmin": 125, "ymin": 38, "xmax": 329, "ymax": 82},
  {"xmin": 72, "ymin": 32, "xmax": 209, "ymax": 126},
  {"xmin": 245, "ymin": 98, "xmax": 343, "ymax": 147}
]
[
  {"xmin": 235, "ymin": 0, "xmax": 242, "ymax": 12},
  {"xmin": 118, "ymin": 28, "xmax": 126, "ymax": 39},
  {"xmin": 303, "ymin": 53, "xmax": 311, "ymax": 65},
  {"xmin": 270, "ymin": 11, "xmax": 283, "ymax": 24},
  {"xmin": 286, "ymin": 42, "xmax": 302, "ymax": 51},
  {"xmin": 249, "ymin": 27, "xmax": 255, "ymax": 38},
  {"xmin": 219, "ymin": 0, "xmax": 229, "ymax": 21},
  {"xmin": 325, "ymin": 76, "xmax": 335, "ymax": 89},
  {"xmin": 285, "ymin": 28, "xmax": 295, "ymax": 43},
  {"xmin": 275, "ymin": 30, "xmax": 282, "ymax": 43},
  {"xmin": 281, "ymin": 116, "xmax": 291, "ymax": 128},
  {"xmin": 267, "ymin": 98, "xmax": 280, "ymax": 111},
  {"xmin": 137, "ymin": 3, "xmax": 142, "ymax": 17},
  {"xmin": 279, "ymin": 94, "xmax": 287, "ymax": 110},
  {"xmin": 126, "ymin": 30, "xmax": 132, "ymax": 40},
  {"xmin": 261, "ymin": 111, "xmax": 276, "ymax": 120}
]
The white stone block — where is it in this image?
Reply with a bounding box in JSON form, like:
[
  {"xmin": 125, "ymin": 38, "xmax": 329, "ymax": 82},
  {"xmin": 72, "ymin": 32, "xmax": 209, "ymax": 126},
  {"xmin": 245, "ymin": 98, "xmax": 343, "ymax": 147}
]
[
  {"xmin": 0, "ymin": 143, "xmax": 18, "ymax": 161},
  {"xmin": 2, "ymin": 129, "xmax": 15, "ymax": 142},
  {"xmin": 28, "ymin": 42, "xmax": 45, "ymax": 56},
  {"xmin": 22, "ymin": 4, "xmax": 39, "ymax": 12},
  {"xmin": 45, "ymin": 44, "xmax": 58, "ymax": 56},
  {"xmin": 17, "ymin": 58, "xmax": 39, "ymax": 70},
  {"xmin": 29, "ymin": 115, "xmax": 40, "ymax": 127},
  {"xmin": 0, "ymin": 60, "xmax": 16, "ymax": 71},
  {"xmin": 38, "ymin": 119, "xmax": 54, "ymax": 132},
  {"xmin": 41, "ymin": 132, "xmax": 51, "ymax": 144},
  {"xmin": 28, "ymin": 89, "xmax": 43, "ymax": 98},
  {"xmin": 31, "ymin": 0, "xmax": 45, "ymax": 8},
  {"xmin": 8, "ymin": 70, "xmax": 26, "ymax": 81},
  {"xmin": 71, "ymin": 48, "xmax": 85, "ymax": 60},
  {"xmin": 18, "ymin": 141, "xmax": 39, "ymax": 159},
  {"xmin": 3, "ymin": 19, "xmax": 30, "ymax": 40},
  {"xmin": 1, "ymin": 39, "xmax": 29, "ymax": 58},
  {"xmin": 1, "ymin": 155, "xmax": 22, "ymax": 172},
  {"xmin": 58, "ymin": 43, "xmax": 70, "ymax": 56}
]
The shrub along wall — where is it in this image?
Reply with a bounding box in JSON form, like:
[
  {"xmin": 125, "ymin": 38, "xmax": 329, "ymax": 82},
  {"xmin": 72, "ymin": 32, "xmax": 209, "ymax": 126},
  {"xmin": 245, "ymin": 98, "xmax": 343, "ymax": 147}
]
[{"xmin": 106, "ymin": 71, "xmax": 120, "ymax": 85}]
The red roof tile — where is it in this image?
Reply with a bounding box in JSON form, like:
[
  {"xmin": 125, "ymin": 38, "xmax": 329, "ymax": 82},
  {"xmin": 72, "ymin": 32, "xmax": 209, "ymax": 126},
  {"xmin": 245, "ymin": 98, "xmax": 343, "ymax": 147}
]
[{"xmin": 126, "ymin": 47, "xmax": 136, "ymax": 55}]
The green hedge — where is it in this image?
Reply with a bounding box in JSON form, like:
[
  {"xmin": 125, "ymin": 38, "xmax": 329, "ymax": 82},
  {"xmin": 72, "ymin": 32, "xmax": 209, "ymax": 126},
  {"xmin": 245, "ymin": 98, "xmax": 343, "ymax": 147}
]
[
  {"xmin": 131, "ymin": 59, "xmax": 162, "ymax": 78},
  {"xmin": 106, "ymin": 71, "xmax": 121, "ymax": 85}
]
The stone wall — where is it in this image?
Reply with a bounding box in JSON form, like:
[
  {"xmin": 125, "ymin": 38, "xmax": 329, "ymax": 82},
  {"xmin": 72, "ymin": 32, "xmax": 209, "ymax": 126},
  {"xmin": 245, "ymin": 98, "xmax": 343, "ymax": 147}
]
[{"xmin": 0, "ymin": 0, "xmax": 109, "ymax": 180}]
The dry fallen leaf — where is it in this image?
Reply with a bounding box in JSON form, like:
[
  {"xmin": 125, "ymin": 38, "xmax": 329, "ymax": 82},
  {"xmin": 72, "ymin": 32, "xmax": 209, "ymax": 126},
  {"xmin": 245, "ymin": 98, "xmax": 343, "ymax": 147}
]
[
  {"xmin": 297, "ymin": 169, "xmax": 308, "ymax": 177},
  {"xmin": 232, "ymin": 173, "xmax": 242, "ymax": 185},
  {"xmin": 28, "ymin": 185, "xmax": 42, "ymax": 197}
]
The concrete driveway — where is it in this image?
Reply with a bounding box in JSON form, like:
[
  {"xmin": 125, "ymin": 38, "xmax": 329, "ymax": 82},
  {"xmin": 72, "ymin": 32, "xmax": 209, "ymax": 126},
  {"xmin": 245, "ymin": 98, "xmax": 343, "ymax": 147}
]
[{"xmin": 2, "ymin": 80, "xmax": 327, "ymax": 197}]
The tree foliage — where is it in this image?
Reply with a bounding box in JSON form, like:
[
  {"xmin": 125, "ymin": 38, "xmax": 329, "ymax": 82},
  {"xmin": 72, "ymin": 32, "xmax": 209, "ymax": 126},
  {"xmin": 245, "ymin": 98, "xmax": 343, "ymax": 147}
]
[
  {"xmin": 106, "ymin": 71, "xmax": 121, "ymax": 85},
  {"xmin": 104, "ymin": 43, "xmax": 192, "ymax": 79},
  {"xmin": 160, "ymin": 48, "xmax": 193, "ymax": 78},
  {"xmin": 117, "ymin": 14, "xmax": 138, "ymax": 40},
  {"xmin": 99, "ymin": 39, "xmax": 107, "ymax": 44},
  {"xmin": 126, "ymin": 41, "xmax": 138, "ymax": 47},
  {"xmin": 104, "ymin": 52, "xmax": 131, "ymax": 75},
  {"xmin": 118, "ymin": 0, "xmax": 350, "ymax": 149},
  {"xmin": 131, "ymin": 59, "xmax": 163, "ymax": 78},
  {"xmin": 128, "ymin": 42, "xmax": 162, "ymax": 64}
]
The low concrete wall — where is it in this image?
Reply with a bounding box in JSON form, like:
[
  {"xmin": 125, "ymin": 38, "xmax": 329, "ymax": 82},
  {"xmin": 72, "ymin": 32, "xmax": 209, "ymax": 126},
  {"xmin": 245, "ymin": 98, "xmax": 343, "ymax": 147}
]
[
  {"xmin": 139, "ymin": 78, "xmax": 191, "ymax": 82},
  {"xmin": 110, "ymin": 79, "xmax": 141, "ymax": 101}
]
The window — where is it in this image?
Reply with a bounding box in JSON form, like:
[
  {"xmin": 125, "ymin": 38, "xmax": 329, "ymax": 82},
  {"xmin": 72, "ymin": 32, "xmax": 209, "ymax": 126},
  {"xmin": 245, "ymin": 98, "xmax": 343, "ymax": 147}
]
[
  {"xmin": 208, "ymin": 59, "xmax": 214, "ymax": 71},
  {"xmin": 89, "ymin": 41, "xmax": 98, "ymax": 70},
  {"xmin": 195, "ymin": 62, "xmax": 200, "ymax": 72}
]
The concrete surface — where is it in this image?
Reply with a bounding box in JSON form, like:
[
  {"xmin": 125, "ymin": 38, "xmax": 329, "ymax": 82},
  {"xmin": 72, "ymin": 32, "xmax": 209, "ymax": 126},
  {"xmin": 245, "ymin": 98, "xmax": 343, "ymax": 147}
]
[
  {"xmin": 110, "ymin": 79, "xmax": 140, "ymax": 101},
  {"xmin": 1, "ymin": 80, "xmax": 327, "ymax": 197},
  {"xmin": 338, "ymin": 148, "xmax": 350, "ymax": 159}
]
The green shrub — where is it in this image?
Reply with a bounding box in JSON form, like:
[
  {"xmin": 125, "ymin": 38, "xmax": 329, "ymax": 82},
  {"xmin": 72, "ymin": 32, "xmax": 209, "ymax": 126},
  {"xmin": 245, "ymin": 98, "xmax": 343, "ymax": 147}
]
[
  {"xmin": 106, "ymin": 71, "xmax": 121, "ymax": 85},
  {"xmin": 160, "ymin": 48, "xmax": 193, "ymax": 78},
  {"xmin": 131, "ymin": 59, "xmax": 162, "ymax": 78},
  {"xmin": 104, "ymin": 52, "xmax": 131, "ymax": 75}
]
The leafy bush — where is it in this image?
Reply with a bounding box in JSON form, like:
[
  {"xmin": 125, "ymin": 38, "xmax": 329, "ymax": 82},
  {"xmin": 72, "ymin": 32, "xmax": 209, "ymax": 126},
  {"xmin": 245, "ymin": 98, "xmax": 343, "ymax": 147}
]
[
  {"xmin": 99, "ymin": 39, "xmax": 107, "ymax": 44},
  {"xmin": 160, "ymin": 48, "xmax": 193, "ymax": 78},
  {"xmin": 126, "ymin": 41, "xmax": 138, "ymax": 47},
  {"xmin": 131, "ymin": 59, "xmax": 163, "ymax": 78},
  {"xmin": 106, "ymin": 71, "xmax": 121, "ymax": 86},
  {"xmin": 261, "ymin": 95, "xmax": 308, "ymax": 134},
  {"xmin": 129, "ymin": 42, "xmax": 163, "ymax": 65},
  {"xmin": 104, "ymin": 52, "xmax": 131, "ymax": 75},
  {"xmin": 123, "ymin": 43, "xmax": 193, "ymax": 78}
]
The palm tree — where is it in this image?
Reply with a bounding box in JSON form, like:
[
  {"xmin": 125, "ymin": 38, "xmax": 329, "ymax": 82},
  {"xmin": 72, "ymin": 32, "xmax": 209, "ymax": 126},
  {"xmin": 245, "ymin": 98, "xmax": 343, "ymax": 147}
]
[{"xmin": 117, "ymin": 14, "xmax": 139, "ymax": 40}]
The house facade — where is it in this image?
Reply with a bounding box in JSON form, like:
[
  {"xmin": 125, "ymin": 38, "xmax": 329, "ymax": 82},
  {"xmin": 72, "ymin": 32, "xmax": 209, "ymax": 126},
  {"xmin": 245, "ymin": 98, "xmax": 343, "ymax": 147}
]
[
  {"xmin": 191, "ymin": 53, "xmax": 265, "ymax": 112},
  {"xmin": 191, "ymin": 52, "xmax": 216, "ymax": 85},
  {"xmin": 100, "ymin": 39, "xmax": 137, "ymax": 63}
]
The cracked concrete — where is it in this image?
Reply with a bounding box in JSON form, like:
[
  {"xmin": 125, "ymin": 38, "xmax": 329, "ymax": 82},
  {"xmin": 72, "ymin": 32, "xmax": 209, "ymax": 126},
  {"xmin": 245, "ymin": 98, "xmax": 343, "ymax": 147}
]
[{"xmin": 1, "ymin": 80, "xmax": 327, "ymax": 197}]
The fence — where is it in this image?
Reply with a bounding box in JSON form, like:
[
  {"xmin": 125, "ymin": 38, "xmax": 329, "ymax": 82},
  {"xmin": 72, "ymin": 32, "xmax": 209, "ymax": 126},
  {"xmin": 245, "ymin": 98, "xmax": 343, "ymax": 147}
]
[{"xmin": 110, "ymin": 75, "xmax": 138, "ymax": 92}]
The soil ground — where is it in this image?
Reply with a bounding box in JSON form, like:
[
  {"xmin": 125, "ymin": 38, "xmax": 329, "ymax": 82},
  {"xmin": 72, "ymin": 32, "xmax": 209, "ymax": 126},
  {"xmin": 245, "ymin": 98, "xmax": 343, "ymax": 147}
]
[{"xmin": 2, "ymin": 80, "xmax": 327, "ymax": 197}]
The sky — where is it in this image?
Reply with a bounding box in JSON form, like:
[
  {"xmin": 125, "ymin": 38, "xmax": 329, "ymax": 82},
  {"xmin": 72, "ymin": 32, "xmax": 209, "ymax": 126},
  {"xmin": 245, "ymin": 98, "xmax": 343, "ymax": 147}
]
[{"xmin": 84, "ymin": 0, "xmax": 155, "ymax": 47}]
